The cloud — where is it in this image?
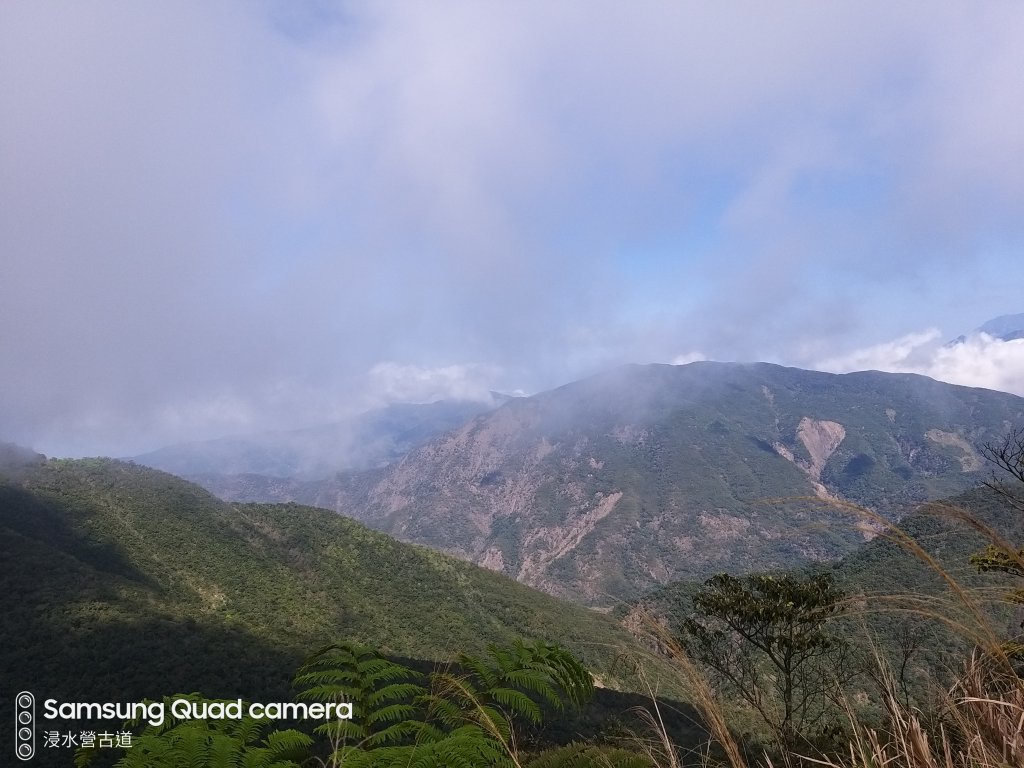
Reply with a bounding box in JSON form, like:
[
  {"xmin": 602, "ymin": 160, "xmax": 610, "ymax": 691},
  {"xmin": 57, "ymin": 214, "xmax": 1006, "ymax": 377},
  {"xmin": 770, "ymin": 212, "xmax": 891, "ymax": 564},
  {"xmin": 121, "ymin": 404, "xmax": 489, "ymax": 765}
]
[
  {"xmin": 815, "ymin": 330, "xmax": 943, "ymax": 374},
  {"xmin": 671, "ymin": 352, "xmax": 708, "ymax": 366},
  {"xmin": 817, "ymin": 331, "xmax": 1024, "ymax": 396},
  {"xmin": 929, "ymin": 336, "xmax": 1024, "ymax": 395},
  {"xmin": 2, "ymin": 2, "xmax": 1023, "ymax": 455},
  {"xmin": 366, "ymin": 363, "xmax": 502, "ymax": 405}
]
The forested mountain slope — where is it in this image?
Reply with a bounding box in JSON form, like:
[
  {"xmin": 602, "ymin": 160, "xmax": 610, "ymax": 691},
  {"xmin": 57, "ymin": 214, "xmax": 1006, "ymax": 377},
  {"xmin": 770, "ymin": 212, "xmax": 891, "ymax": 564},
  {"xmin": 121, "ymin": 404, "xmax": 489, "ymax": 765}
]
[
  {"xmin": 262, "ymin": 362, "xmax": 1024, "ymax": 604},
  {"xmin": 0, "ymin": 457, "xmax": 674, "ymax": 716}
]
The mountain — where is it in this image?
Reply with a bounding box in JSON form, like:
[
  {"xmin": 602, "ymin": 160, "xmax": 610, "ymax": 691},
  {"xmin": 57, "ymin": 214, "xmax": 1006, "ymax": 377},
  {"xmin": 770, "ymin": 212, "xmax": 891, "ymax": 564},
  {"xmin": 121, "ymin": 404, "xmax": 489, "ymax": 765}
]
[
  {"xmin": 976, "ymin": 313, "xmax": 1024, "ymax": 341},
  {"xmin": 0, "ymin": 440, "xmax": 45, "ymax": 474},
  {"xmin": 1, "ymin": 456, "xmax": 712, "ymax": 766},
  {"xmin": 0, "ymin": 457, "xmax": 673, "ymax": 704},
  {"xmin": 130, "ymin": 397, "xmax": 506, "ymax": 479},
  {"xmin": 949, "ymin": 312, "xmax": 1024, "ymax": 344},
  {"xmin": 259, "ymin": 362, "xmax": 1024, "ymax": 605},
  {"xmin": 630, "ymin": 481, "xmax": 1024, "ymax": 696}
]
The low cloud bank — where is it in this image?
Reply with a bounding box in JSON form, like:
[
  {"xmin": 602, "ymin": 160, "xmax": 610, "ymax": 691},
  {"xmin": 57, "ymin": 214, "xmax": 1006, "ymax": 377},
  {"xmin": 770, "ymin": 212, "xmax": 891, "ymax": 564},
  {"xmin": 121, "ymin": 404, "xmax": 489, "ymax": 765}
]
[{"xmin": 817, "ymin": 330, "xmax": 1024, "ymax": 396}]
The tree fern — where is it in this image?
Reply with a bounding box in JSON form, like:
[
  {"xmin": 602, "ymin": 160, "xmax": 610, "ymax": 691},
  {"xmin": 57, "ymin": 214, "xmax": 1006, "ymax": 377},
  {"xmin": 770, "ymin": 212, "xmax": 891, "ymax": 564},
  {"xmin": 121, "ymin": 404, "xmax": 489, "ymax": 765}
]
[
  {"xmin": 294, "ymin": 641, "xmax": 442, "ymax": 763},
  {"xmin": 525, "ymin": 742, "xmax": 656, "ymax": 768},
  {"xmin": 74, "ymin": 694, "xmax": 311, "ymax": 768},
  {"xmin": 428, "ymin": 639, "xmax": 594, "ymax": 735},
  {"xmin": 322, "ymin": 725, "xmax": 517, "ymax": 768}
]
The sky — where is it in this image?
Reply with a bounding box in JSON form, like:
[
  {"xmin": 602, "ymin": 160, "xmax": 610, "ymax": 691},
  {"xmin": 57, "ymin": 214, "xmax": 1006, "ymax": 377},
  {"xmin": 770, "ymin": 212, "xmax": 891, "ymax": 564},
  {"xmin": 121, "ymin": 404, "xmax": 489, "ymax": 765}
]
[{"xmin": 2, "ymin": 1, "xmax": 1024, "ymax": 457}]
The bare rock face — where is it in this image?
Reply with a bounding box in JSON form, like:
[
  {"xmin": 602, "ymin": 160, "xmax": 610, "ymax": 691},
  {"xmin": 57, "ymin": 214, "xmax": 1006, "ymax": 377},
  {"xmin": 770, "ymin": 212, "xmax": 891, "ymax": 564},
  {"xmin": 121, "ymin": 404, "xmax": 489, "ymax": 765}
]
[
  {"xmin": 516, "ymin": 491, "xmax": 623, "ymax": 585},
  {"xmin": 797, "ymin": 418, "xmax": 846, "ymax": 480},
  {"xmin": 772, "ymin": 418, "xmax": 846, "ymax": 500},
  {"xmin": 925, "ymin": 429, "xmax": 983, "ymax": 471}
]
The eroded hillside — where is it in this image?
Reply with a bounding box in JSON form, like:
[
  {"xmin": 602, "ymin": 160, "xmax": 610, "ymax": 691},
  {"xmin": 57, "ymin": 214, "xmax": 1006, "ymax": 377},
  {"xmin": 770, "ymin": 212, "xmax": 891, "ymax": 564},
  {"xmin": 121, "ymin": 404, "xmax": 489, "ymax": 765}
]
[{"xmin": 198, "ymin": 363, "xmax": 1024, "ymax": 605}]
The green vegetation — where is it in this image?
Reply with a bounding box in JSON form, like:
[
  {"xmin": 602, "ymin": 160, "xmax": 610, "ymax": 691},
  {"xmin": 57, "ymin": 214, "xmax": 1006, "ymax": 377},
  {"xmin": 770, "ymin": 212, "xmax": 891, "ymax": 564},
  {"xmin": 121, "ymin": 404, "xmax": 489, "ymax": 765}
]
[
  {"xmin": 8, "ymin": 418, "xmax": 1024, "ymax": 767},
  {"xmin": 0, "ymin": 457, "xmax": 704, "ymax": 766},
  {"xmin": 311, "ymin": 362, "xmax": 1024, "ymax": 604},
  {"xmin": 73, "ymin": 641, "xmax": 668, "ymax": 768},
  {"xmin": 616, "ymin": 437, "xmax": 1024, "ymax": 768},
  {"xmin": 0, "ymin": 457, "xmax": 668, "ymax": 680},
  {"xmin": 294, "ymin": 639, "xmax": 593, "ymax": 766},
  {"xmin": 74, "ymin": 694, "xmax": 312, "ymax": 768},
  {"xmin": 969, "ymin": 428, "xmax": 1024, "ymax": 607},
  {"xmin": 679, "ymin": 572, "xmax": 849, "ymax": 751}
]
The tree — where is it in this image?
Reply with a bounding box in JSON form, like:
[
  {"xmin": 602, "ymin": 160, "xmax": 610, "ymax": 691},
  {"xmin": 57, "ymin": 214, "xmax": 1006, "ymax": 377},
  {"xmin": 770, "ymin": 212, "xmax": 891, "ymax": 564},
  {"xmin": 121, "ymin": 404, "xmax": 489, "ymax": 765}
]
[
  {"xmin": 679, "ymin": 571, "xmax": 848, "ymax": 752},
  {"xmin": 73, "ymin": 640, "xmax": 594, "ymax": 768},
  {"xmin": 980, "ymin": 427, "xmax": 1024, "ymax": 511},
  {"xmin": 970, "ymin": 428, "xmax": 1024, "ymax": 617},
  {"xmin": 425, "ymin": 639, "xmax": 594, "ymax": 746},
  {"xmin": 293, "ymin": 642, "xmax": 433, "ymax": 765}
]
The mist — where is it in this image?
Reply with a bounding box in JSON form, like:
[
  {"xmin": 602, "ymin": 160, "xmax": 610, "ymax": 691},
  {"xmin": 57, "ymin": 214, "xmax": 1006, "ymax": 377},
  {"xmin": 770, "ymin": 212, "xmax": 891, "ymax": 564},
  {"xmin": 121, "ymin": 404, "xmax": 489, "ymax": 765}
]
[{"xmin": 2, "ymin": 2, "xmax": 1023, "ymax": 457}]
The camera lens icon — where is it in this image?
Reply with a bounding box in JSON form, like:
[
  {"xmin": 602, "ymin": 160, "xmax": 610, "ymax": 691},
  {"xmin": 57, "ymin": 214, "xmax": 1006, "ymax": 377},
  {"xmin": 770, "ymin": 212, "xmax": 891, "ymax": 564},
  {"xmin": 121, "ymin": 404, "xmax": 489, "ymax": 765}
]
[{"xmin": 15, "ymin": 691, "xmax": 34, "ymax": 762}]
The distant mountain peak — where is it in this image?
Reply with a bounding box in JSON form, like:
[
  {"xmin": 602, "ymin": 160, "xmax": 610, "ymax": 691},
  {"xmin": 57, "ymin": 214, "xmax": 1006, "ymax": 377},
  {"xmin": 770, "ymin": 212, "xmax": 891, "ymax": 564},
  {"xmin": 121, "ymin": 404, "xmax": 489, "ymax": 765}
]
[
  {"xmin": 977, "ymin": 313, "xmax": 1024, "ymax": 341},
  {"xmin": 949, "ymin": 312, "xmax": 1024, "ymax": 345}
]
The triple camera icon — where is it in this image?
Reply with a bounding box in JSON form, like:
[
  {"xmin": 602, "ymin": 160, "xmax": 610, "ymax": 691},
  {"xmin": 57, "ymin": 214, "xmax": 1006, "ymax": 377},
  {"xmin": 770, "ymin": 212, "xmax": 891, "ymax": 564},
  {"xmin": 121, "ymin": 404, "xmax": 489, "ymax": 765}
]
[{"xmin": 15, "ymin": 691, "xmax": 34, "ymax": 761}]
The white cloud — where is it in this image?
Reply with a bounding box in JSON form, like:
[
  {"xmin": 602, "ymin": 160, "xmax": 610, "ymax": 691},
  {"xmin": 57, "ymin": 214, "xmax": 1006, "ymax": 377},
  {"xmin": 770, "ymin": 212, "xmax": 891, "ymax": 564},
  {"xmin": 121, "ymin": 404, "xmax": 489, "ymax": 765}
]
[
  {"xmin": 929, "ymin": 335, "xmax": 1024, "ymax": 395},
  {"xmin": 817, "ymin": 331, "xmax": 1024, "ymax": 396},
  {"xmin": 366, "ymin": 362, "xmax": 501, "ymax": 405},
  {"xmin": 816, "ymin": 330, "xmax": 942, "ymax": 374},
  {"xmin": 671, "ymin": 352, "xmax": 708, "ymax": 366},
  {"xmin": 3, "ymin": 2, "xmax": 1024, "ymax": 455}
]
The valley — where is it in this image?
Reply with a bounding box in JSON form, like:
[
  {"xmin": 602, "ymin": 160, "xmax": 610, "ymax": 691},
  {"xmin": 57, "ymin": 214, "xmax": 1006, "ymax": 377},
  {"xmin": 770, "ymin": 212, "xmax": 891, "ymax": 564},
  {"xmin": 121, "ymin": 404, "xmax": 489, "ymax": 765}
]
[
  {"xmin": 7, "ymin": 357, "xmax": 1024, "ymax": 766},
  {"xmin": 169, "ymin": 362, "xmax": 1024, "ymax": 604}
]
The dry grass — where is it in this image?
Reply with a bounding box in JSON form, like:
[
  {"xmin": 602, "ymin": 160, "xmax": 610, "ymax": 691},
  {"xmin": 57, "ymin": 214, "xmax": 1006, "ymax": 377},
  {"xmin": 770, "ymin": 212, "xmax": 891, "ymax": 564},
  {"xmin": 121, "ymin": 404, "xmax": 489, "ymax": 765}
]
[
  {"xmin": 796, "ymin": 655, "xmax": 1024, "ymax": 768},
  {"xmin": 621, "ymin": 496, "xmax": 1024, "ymax": 768}
]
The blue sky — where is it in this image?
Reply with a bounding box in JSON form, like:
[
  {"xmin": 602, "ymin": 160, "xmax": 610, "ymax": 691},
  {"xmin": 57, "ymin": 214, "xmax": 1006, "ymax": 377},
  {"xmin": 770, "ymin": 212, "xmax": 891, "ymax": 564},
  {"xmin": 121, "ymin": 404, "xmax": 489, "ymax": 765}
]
[{"xmin": 2, "ymin": 1, "xmax": 1023, "ymax": 456}]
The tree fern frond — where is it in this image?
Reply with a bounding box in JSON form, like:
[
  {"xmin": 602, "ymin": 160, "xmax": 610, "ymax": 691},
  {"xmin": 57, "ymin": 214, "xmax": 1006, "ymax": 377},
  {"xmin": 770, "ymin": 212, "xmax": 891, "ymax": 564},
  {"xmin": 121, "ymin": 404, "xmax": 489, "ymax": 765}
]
[
  {"xmin": 489, "ymin": 686, "xmax": 544, "ymax": 723},
  {"xmin": 365, "ymin": 702, "xmax": 421, "ymax": 726},
  {"xmin": 312, "ymin": 717, "xmax": 365, "ymax": 740},
  {"xmin": 525, "ymin": 742, "xmax": 656, "ymax": 768},
  {"xmin": 262, "ymin": 728, "xmax": 313, "ymax": 755},
  {"xmin": 361, "ymin": 718, "xmax": 434, "ymax": 748},
  {"xmin": 367, "ymin": 682, "xmax": 427, "ymax": 706}
]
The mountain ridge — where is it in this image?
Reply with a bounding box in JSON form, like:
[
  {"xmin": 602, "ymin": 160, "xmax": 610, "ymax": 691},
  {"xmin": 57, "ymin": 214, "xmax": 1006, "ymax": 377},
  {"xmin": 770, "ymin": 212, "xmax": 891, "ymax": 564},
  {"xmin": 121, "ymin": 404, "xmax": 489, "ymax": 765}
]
[
  {"xmin": 249, "ymin": 361, "xmax": 1024, "ymax": 605},
  {"xmin": 948, "ymin": 311, "xmax": 1024, "ymax": 345},
  {"xmin": 0, "ymin": 457, "xmax": 673, "ymax": 697}
]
